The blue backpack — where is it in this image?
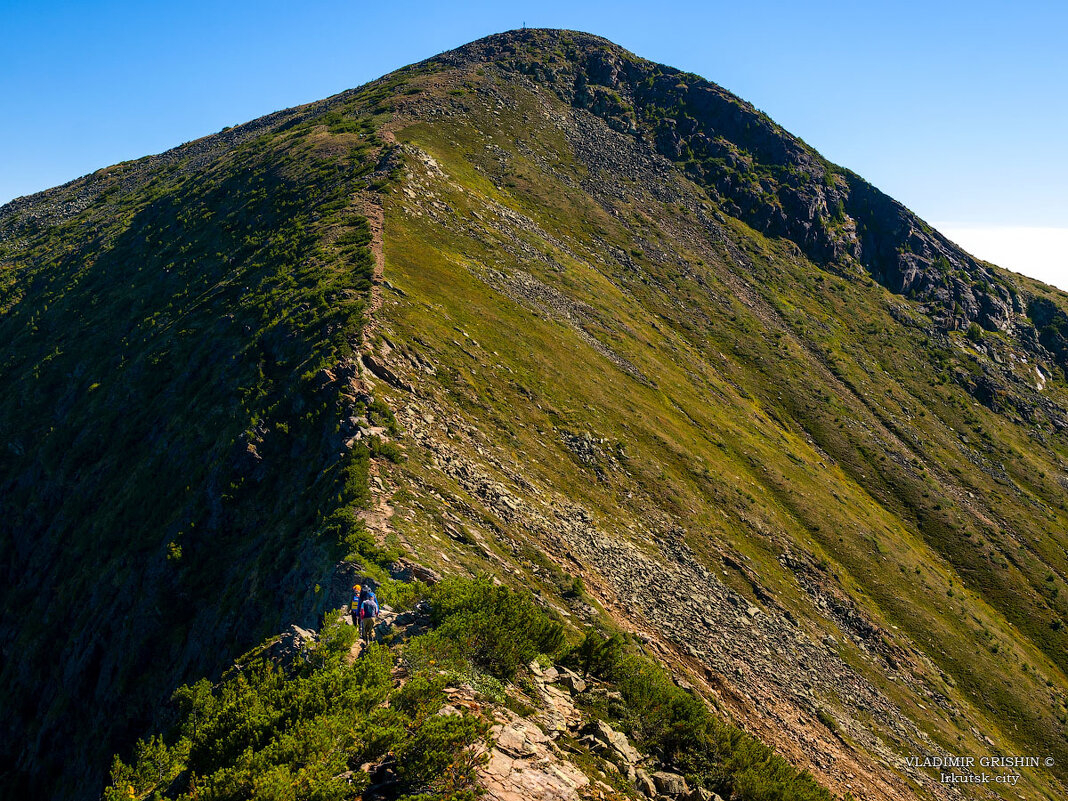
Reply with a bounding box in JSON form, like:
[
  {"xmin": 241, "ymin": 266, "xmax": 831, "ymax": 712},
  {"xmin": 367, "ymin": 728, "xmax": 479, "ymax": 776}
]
[{"xmin": 361, "ymin": 594, "xmax": 378, "ymax": 618}]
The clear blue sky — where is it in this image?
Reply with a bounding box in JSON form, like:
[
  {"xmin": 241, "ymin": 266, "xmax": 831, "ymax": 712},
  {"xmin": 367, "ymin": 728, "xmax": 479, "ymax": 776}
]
[{"xmin": 2, "ymin": 1, "xmax": 1066, "ymax": 280}]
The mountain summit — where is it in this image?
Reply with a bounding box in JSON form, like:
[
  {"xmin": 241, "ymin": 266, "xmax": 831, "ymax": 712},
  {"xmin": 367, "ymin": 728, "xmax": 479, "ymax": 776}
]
[{"xmin": 3, "ymin": 29, "xmax": 1068, "ymax": 800}]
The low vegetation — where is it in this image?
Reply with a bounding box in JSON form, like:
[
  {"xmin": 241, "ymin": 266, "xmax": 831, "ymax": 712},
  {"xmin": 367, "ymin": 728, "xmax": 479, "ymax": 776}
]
[
  {"xmin": 105, "ymin": 578, "xmax": 835, "ymax": 801},
  {"xmin": 103, "ymin": 620, "xmax": 489, "ymax": 801},
  {"xmin": 8, "ymin": 28, "xmax": 1068, "ymax": 801},
  {"xmin": 569, "ymin": 630, "xmax": 833, "ymax": 801}
]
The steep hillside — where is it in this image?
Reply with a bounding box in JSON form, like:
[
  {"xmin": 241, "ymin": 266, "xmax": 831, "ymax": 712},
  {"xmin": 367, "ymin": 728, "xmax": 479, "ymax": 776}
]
[
  {"xmin": 3, "ymin": 28, "xmax": 1068, "ymax": 801},
  {"xmin": 360, "ymin": 30, "xmax": 1068, "ymax": 800},
  {"xmin": 0, "ymin": 105, "xmax": 392, "ymax": 796}
]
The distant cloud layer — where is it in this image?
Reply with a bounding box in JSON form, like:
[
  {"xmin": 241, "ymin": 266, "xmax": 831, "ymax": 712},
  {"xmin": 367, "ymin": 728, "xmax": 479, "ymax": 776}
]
[{"xmin": 936, "ymin": 225, "xmax": 1068, "ymax": 293}]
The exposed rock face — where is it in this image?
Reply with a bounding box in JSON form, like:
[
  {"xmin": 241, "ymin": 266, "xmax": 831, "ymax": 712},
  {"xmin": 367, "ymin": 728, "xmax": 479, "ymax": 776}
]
[
  {"xmin": 635, "ymin": 768, "xmax": 658, "ymax": 798},
  {"xmin": 266, "ymin": 624, "xmax": 317, "ymax": 668},
  {"xmin": 1028, "ymin": 296, "xmax": 1068, "ymax": 370},
  {"xmin": 433, "ymin": 29, "xmax": 1022, "ymax": 335},
  {"xmin": 584, "ymin": 719, "xmax": 644, "ymax": 767},
  {"xmin": 683, "ymin": 787, "xmax": 722, "ymax": 801},
  {"xmin": 480, "ymin": 709, "xmax": 590, "ymax": 801},
  {"xmin": 557, "ymin": 666, "xmax": 587, "ymax": 694}
]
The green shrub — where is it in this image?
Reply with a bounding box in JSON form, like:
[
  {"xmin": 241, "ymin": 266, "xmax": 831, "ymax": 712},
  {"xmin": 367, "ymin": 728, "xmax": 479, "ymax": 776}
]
[
  {"xmin": 395, "ymin": 713, "xmax": 490, "ymax": 797},
  {"xmin": 368, "ymin": 435, "xmax": 404, "ymax": 463},
  {"xmin": 391, "ymin": 672, "xmax": 449, "ymax": 722},
  {"xmin": 423, "ymin": 577, "xmax": 566, "ymax": 679},
  {"xmin": 378, "ymin": 577, "xmax": 426, "ymax": 611},
  {"xmin": 324, "ymin": 509, "xmax": 403, "ymax": 574},
  {"xmin": 566, "ymin": 630, "xmax": 833, "ymax": 801},
  {"xmin": 368, "ymin": 395, "xmax": 401, "ymax": 436},
  {"xmin": 571, "ymin": 630, "xmax": 626, "ymax": 680},
  {"xmin": 103, "ymin": 626, "xmax": 487, "ymax": 801}
]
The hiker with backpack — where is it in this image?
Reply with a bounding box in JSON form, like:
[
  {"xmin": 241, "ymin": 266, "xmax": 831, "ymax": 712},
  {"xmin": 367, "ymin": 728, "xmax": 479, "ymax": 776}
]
[
  {"xmin": 359, "ymin": 587, "xmax": 379, "ymax": 642},
  {"xmin": 350, "ymin": 585, "xmax": 362, "ymax": 626}
]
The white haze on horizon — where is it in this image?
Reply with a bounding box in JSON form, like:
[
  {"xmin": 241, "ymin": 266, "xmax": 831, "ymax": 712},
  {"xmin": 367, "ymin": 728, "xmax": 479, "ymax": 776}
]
[{"xmin": 934, "ymin": 225, "xmax": 1068, "ymax": 293}]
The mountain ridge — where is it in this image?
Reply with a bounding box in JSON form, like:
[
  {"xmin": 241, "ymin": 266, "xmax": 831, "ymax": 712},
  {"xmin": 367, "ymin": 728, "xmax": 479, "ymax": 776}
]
[
  {"xmin": 6, "ymin": 29, "xmax": 1041, "ymax": 353},
  {"xmin": 3, "ymin": 28, "xmax": 1068, "ymax": 801}
]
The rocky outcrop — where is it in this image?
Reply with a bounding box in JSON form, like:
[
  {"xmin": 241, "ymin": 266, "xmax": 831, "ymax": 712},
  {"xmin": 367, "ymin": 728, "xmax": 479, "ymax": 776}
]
[
  {"xmin": 430, "ymin": 29, "xmax": 1022, "ymax": 335},
  {"xmin": 265, "ymin": 624, "xmax": 317, "ymax": 669},
  {"xmin": 481, "ymin": 709, "xmax": 590, "ymax": 801},
  {"xmin": 583, "ymin": 719, "xmax": 644, "ymax": 768}
]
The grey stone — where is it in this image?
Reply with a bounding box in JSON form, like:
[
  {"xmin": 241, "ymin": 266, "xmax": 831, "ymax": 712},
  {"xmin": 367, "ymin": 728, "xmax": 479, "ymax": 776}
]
[
  {"xmin": 635, "ymin": 768, "xmax": 657, "ymax": 798},
  {"xmin": 267, "ymin": 624, "xmax": 317, "ymax": 668},
  {"xmin": 585, "ymin": 719, "xmax": 642, "ymax": 765},
  {"xmin": 557, "ymin": 666, "xmax": 587, "ymax": 694},
  {"xmin": 652, "ymin": 770, "xmax": 688, "ymax": 796}
]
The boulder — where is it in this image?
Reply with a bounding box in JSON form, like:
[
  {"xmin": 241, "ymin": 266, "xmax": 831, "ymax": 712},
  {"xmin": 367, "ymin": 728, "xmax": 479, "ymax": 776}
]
[
  {"xmin": 652, "ymin": 770, "xmax": 688, "ymax": 796},
  {"xmin": 683, "ymin": 787, "xmax": 721, "ymax": 801},
  {"xmin": 267, "ymin": 624, "xmax": 317, "ymax": 668},
  {"xmin": 585, "ymin": 719, "xmax": 642, "ymax": 765},
  {"xmin": 557, "ymin": 666, "xmax": 587, "ymax": 694},
  {"xmin": 480, "ymin": 709, "xmax": 589, "ymax": 801},
  {"xmin": 634, "ymin": 768, "xmax": 657, "ymax": 798},
  {"xmin": 389, "ymin": 558, "xmax": 442, "ymax": 585},
  {"xmin": 535, "ymin": 682, "xmax": 581, "ymax": 734}
]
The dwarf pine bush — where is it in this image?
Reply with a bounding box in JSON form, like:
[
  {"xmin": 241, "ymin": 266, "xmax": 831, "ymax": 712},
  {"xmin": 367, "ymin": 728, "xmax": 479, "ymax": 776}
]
[
  {"xmin": 567, "ymin": 630, "xmax": 834, "ymax": 801},
  {"xmin": 103, "ymin": 615, "xmax": 487, "ymax": 801},
  {"xmin": 106, "ymin": 578, "xmax": 831, "ymax": 801}
]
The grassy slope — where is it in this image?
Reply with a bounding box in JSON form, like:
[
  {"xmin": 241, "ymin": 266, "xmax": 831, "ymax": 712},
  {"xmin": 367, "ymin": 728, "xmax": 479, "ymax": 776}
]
[
  {"xmin": 0, "ymin": 112, "xmax": 382, "ymax": 798},
  {"xmin": 368, "ymin": 59, "xmax": 1068, "ymax": 799}
]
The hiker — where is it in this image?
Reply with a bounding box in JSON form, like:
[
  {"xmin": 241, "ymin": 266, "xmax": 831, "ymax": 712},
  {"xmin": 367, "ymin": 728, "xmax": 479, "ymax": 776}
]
[
  {"xmin": 359, "ymin": 588, "xmax": 379, "ymax": 642},
  {"xmin": 354, "ymin": 585, "xmax": 367, "ymax": 632}
]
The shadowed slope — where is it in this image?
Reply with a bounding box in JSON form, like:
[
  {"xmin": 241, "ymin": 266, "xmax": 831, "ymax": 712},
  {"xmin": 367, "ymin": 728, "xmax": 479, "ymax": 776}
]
[{"xmin": 0, "ymin": 109, "xmax": 386, "ymax": 798}]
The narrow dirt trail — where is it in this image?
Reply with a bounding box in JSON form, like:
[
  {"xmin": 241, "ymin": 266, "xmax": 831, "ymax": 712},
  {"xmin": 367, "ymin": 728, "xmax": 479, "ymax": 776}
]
[{"xmin": 358, "ymin": 193, "xmax": 385, "ymax": 351}]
